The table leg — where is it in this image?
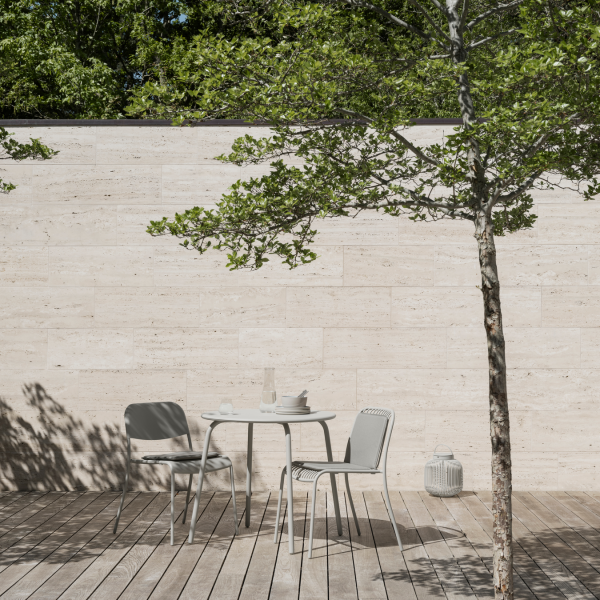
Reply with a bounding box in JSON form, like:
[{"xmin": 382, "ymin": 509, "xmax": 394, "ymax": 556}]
[
  {"xmin": 188, "ymin": 421, "xmax": 220, "ymax": 544},
  {"xmin": 282, "ymin": 423, "xmax": 294, "ymax": 554},
  {"xmin": 320, "ymin": 421, "xmax": 342, "ymax": 535},
  {"xmin": 245, "ymin": 422, "xmax": 253, "ymax": 528}
]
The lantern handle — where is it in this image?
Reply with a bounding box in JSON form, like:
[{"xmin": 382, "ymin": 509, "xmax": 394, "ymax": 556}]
[{"xmin": 434, "ymin": 444, "xmax": 453, "ymax": 454}]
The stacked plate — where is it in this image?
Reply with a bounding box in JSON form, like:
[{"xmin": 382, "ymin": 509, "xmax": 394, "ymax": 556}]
[{"xmin": 275, "ymin": 405, "xmax": 311, "ymax": 415}]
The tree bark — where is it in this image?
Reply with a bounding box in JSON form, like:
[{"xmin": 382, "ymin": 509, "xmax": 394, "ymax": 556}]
[{"xmin": 475, "ymin": 210, "xmax": 514, "ymax": 600}]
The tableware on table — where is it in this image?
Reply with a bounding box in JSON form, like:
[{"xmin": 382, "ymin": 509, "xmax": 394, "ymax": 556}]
[
  {"xmin": 298, "ymin": 389, "xmax": 309, "ymax": 398},
  {"xmin": 282, "ymin": 395, "xmax": 308, "ymax": 408},
  {"xmin": 259, "ymin": 367, "xmax": 277, "ymax": 413},
  {"xmin": 275, "ymin": 405, "xmax": 311, "ymax": 415},
  {"xmin": 219, "ymin": 402, "xmax": 234, "ymax": 415}
]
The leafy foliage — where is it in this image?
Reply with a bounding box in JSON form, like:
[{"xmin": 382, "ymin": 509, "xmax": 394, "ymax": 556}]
[
  {"xmin": 132, "ymin": 0, "xmax": 600, "ymax": 270},
  {"xmin": 0, "ymin": 0, "xmax": 266, "ymax": 119}
]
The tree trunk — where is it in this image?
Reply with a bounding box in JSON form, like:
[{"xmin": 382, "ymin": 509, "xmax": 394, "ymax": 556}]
[{"xmin": 475, "ymin": 210, "xmax": 514, "ymax": 600}]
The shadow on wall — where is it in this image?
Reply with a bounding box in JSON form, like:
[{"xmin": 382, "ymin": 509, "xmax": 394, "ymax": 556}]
[{"xmin": 0, "ymin": 383, "xmax": 215, "ymax": 492}]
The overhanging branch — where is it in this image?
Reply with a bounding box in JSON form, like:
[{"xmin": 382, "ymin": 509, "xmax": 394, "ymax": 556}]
[
  {"xmin": 406, "ymin": 0, "xmax": 452, "ymax": 44},
  {"xmin": 467, "ymin": 29, "xmax": 517, "ymax": 50},
  {"xmin": 466, "ymin": 0, "xmax": 525, "ymax": 31},
  {"xmin": 334, "ymin": 0, "xmax": 440, "ymax": 44},
  {"xmin": 493, "ymin": 170, "xmax": 543, "ymax": 205},
  {"xmin": 335, "ymin": 107, "xmax": 442, "ymax": 167}
]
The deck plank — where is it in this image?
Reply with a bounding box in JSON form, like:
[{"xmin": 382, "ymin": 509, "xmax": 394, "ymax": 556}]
[
  {"xmin": 0, "ymin": 492, "xmax": 100, "ymax": 568},
  {"xmin": 0, "ymin": 493, "xmax": 47, "ymax": 523},
  {"xmin": 0, "ymin": 493, "xmax": 113, "ymax": 596},
  {"xmin": 327, "ymin": 490, "xmax": 358, "ymax": 600},
  {"xmin": 3, "ymin": 492, "xmax": 146, "ymax": 600},
  {"xmin": 524, "ymin": 492, "xmax": 600, "ymax": 569},
  {"xmin": 0, "ymin": 493, "xmax": 30, "ymax": 511},
  {"xmin": 0, "ymin": 489, "xmax": 598, "ymax": 600},
  {"xmin": 82, "ymin": 492, "xmax": 183, "ymax": 600},
  {"xmin": 419, "ymin": 492, "xmax": 493, "ymax": 600},
  {"xmin": 109, "ymin": 491, "xmax": 204, "ymax": 600},
  {"xmin": 238, "ymin": 492, "xmax": 283, "ymax": 600},
  {"xmin": 551, "ymin": 493, "xmax": 600, "ymax": 550},
  {"xmin": 0, "ymin": 493, "xmax": 60, "ymax": 536},
  {"xmin": 450, "ymin": 494, "xmax": 538, "ymax": 600},
  {"xmin": 209, "ymin": 492, "xmax": 270, "ymax": 600},
  {"xmin": 179, "ymin": 493, "xmax": 240, "ymax": 600},
  {"xmin": 403, "ymin": 491, "xmax": 477, "ymax": 600},
  {"xmin": 363, "ymin": 491, "xmax": 420, "ymax": 600},
  {"xmin": 474, "ymin": 491, "xmax": 583, "ymax": 600},
  {"xmin": 348, "ymin": 490, "xmax": 387, "ymax": 600},
  {"xmin": 511, "ymin": 494, "xmax": 600, "ymax": 597},
  {"xmin": 269, "ymin": 492, "xmax": 307, "ymax": 600},
  {"xmin": 298, "ymin": 489, "xmax": 327, "ymax": 600},
  {"xmin": 147, "ymin": 492, "xmax": 223, "ymax": 600},
  {"xmin": 42, "ymin": 492, "xmax": 168, "ymax": 600},
  {"xmin": 0, "ymin": 492, "xmax": 88, "ymax": 555},
  {"xmin": 566, "ymin": 493, "xmax": 600, "ymax": 521}
]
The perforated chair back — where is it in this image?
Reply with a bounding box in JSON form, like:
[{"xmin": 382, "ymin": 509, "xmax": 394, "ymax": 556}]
[
  {"xmin": 124, "ymin": 402, "xmax": 190, "ymax": 441},
  {"xmin": 344, "ymin": 407, "xmax": 392, "ymax": 469}
]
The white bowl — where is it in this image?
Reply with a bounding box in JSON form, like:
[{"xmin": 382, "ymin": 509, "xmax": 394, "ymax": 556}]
[{"xmin": 282, "ymin": 395, "xmax": 308, "ymax": 407}]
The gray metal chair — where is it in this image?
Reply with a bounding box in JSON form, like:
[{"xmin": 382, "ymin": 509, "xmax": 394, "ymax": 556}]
[
  {"xmin": 113, "ymin": 402, "xmax": 238, "ymax": 545},
  {"xmin": 275, "ymin": 407, "xmax": 402, "ymax": 557}
]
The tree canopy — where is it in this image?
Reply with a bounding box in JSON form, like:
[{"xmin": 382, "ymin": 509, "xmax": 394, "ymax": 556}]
[
  {"xmin": 0, "ymin": 0, "xmax": 269, "ymax": 118},
  {"xmin": 131, "ymin": 0, "xmax": 600, "ymax": 270}
]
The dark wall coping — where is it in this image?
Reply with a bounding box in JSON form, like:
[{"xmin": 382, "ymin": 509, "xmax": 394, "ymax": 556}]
[{"xmin": 0, "ymin": 118, "xmax": 463, "ymax": 127}]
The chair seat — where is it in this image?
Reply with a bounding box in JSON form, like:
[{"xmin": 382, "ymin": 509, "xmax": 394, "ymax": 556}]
[
  {"xmin": 291, "ymin": 460, "xmax": 376, "ymax": 482},
  {"xmin": 132, "ymin": 455, "xmax": 232, "ymax": 474}
]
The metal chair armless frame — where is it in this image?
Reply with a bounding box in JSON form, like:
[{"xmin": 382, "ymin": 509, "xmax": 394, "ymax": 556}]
[
  {"xmin": 113, "ymin": 402, "xmax": 238, "ymax": 545},
  {"xmin": 275, "ymin": 407, "xmax": 402, "ymax": 558}
]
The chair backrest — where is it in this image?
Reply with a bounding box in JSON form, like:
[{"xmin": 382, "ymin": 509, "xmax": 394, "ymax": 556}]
[
  {"xmin": 124, "ymin": 402, "xmax": 190, "ymax": 441},
  {"xmin": 344, "ymin": 407, "xmax": 394, "ymax": 469}
]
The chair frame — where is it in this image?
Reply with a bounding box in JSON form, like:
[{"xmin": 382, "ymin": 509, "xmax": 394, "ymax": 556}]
[
  {"xmin": 275, "ymin": 407, "xmax": 402, "ymax": 558},
  {"xmin": 113, "ymin": 402, "xmax": 238, "ymax": 545}
]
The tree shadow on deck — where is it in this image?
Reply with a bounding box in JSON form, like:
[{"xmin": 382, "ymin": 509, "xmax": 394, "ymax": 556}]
[{"xmin": 0, "ymin": 383, "xmax": 207, "ymax": 492}]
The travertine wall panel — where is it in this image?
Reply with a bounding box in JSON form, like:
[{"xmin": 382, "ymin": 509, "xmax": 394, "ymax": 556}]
[
  {"xmin": 1, "ymin": 124, "xmax": 599, "ymax": 493},
  {"xmin": 48, "ymin": 247, "xmax": 154, "ymax": 286},
  {"xmin": 0, "ymin": 247, "xmax": 49, "ymax": 285}
]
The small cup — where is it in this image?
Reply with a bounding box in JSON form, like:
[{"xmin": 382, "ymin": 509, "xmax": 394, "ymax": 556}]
[
  {"xmin": 282, "ymin": 395, "xmax": 308, "ymax": 408},
  {"xmin": 219, "ymin": 402, "xmax": 234, "ymax": 415}
]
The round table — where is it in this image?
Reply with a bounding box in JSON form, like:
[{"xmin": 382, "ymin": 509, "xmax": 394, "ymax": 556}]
[{"xmin": 188, "ymin": 409, "xmax": 338, "ymax": 554}]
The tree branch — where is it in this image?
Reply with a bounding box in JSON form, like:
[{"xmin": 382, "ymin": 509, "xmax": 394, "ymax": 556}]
[
  {"xmin": 467, "ymin": 29, "xmax": 517, "ymax": 50},
  {"xmin": 427, "ymin": 0, "xmax": 447, "ymax": 13},
  {"xmin": 406, "ymin": 0, "xmax": 452, "ymax": 44},
  {"xmin": 459, "ymin": 0, "xmax": 469, "ymax": 33},
  {"xmin": 466, "ymin": 0, "xmax": 526, "ymax": 31},
  {"xmin": 493, "ymin": 170, "xmax": 542, "ymax": 205},
  {"xmin": 334, "ymin": 0, "xmax": 438, "ymax": 44},
  {"xmin": 335, "ymin": 107, "xmax": 441, "ymax": 166},
  {"xmin": 347, "ymin": 196, "xmax": 473, "ymax": 219}
]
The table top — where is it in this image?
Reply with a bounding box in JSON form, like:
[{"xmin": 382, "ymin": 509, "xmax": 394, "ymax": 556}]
[{"xmin": 201, "ymin": 408, "xmax": 336, "ymax": 424}]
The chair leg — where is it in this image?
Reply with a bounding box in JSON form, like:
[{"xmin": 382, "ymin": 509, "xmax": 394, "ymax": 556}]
[
  {"xmin": 274, "ymin": 467, "xmax": 285, "ymax": 543},
  {"xmin": 113, "ymin": 461, "xmax": 130, "ymax": 534},
  {"xmin": 308, "ymin": 479, "xmax": 318, "ymax": 559},
  {"xmin": 188, "ymin": 466, "xmax": 205, "ymax": 544},
  {"xmin": 344, "ymin": 473, "xmax": 361, "ymax": 536},
  {"xmin": 170, "ymin": 470, "xmax": 175, "ymax": 546},
  {"xmin": 382, "ymin": 475, "xmax": 403, "ymax": 550},
  {"xmin": 182, "ymin": 474, "xmax": 193, "ymax": 524},
  {"xmin": 230, "ymin": 465, "xmax": 239, "ymax": 535}
]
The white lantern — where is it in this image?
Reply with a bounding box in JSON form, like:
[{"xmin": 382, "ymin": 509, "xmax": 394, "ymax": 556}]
[{"xmin": 424, "ymin": 445, "xmax": 463, "ymax": 497}]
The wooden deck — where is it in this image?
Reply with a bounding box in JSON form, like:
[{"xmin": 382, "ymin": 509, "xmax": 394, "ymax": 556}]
[{"xmin": 1, "ymin": 489, "xmax": 600, "ymax": 600}]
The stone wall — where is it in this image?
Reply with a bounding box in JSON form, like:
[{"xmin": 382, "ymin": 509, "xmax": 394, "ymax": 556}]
[{"xmin": 1, "ymin": 124, "xmax": 598, "ymax": 492}]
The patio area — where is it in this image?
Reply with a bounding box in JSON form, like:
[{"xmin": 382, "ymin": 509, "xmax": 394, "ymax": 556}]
[{"xmin": 1, "ymin": 489, "xmax": 600, "ymax": 600}]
